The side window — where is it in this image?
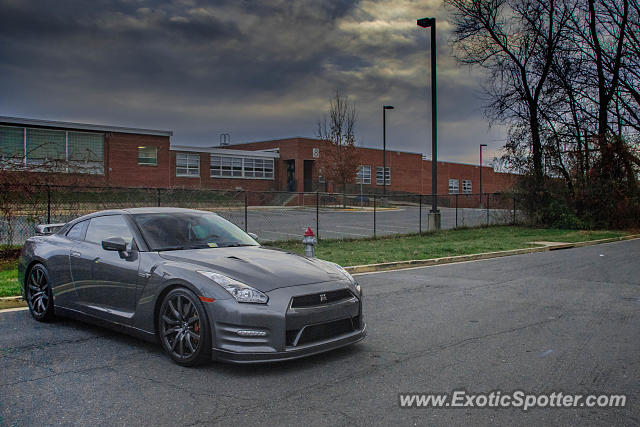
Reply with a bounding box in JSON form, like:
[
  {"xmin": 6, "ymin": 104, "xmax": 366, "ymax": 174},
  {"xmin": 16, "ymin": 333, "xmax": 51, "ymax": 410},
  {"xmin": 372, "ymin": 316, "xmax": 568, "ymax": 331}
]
[
  {"xmin": 66, "ymin": 220, "xmax": 88, "ymax": 241},
  {"xmin": 85, "ymin": 215, "xmax": 134, "ymax": 249}
]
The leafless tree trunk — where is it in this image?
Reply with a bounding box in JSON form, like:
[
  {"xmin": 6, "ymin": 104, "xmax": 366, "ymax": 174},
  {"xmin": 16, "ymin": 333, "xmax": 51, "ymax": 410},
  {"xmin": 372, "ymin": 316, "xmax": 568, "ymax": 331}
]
[
  {"xmin": 446, "ymin": 0, "xmax": 570, "ymax": 196},
  {"xmin": 316, "ymin": 90, "xmax": 360, "ymax": 194}
]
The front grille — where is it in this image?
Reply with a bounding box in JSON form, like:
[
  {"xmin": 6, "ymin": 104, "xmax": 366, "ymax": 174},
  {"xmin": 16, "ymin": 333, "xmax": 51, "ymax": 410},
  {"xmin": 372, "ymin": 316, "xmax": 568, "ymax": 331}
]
[
  {"xmin": 290, "ymin": 289, "xmax": 354, "ymax": 308},
  {"xmin": 286, "ymin": 316, "xmax": 359, "ymax": 347}
]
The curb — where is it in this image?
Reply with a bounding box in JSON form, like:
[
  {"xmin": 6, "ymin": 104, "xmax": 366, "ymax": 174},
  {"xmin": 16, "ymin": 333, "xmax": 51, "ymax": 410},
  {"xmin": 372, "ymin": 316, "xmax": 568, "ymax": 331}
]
[
  {"xmin": 0, "ymin": 296, "xmax": 24, "ymax": 302},
  {"xmin": 0, "ymin": 295, "xmax": 26, "ymax": 311},
  {"xmin": 345, "ymin": 234, "xmax": 640, "ymax": 274}
]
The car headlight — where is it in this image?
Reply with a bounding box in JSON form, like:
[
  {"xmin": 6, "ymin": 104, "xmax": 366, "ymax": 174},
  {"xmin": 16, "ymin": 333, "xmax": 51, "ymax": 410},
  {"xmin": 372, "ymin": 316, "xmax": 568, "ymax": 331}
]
[
  {"xmin": 328, "ymin": 262, "xmax": 356, "ymax": 284},
  {"xmin": 197, "ymin": 271, "xmax": 268, "ymax": 304}
]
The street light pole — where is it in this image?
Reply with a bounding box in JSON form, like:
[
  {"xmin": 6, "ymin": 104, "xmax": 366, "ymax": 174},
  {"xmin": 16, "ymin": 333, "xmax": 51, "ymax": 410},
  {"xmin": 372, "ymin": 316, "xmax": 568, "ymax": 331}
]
[
  {"xmin": 382, "ymin": 105, "xmax": 394, "ymax": 195},
  {"xmin": 480, "ymin": 143, "xmax": 487, "ymax": 200},
  {"xmin": 418, "ymin": 17, "xmax": 440, "ymax": 229}
]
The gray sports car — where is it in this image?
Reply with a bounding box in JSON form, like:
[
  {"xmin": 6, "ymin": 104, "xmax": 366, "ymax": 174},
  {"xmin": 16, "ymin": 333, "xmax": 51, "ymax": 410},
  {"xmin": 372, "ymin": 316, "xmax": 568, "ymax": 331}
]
[{"xmin": 18, "ymin": 207, "xmax": 365, "ymax": 366}]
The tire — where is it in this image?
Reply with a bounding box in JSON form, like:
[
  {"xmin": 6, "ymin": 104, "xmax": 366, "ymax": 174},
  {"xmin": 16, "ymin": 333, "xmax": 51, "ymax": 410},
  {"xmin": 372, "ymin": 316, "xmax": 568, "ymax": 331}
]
[
  {"xmin": 25, "ymin": 264, "xmax": 55, "ymax": 322},
  {"xmin": 158, "ymin": 288, "xmax": 211, "ymax": 367}
]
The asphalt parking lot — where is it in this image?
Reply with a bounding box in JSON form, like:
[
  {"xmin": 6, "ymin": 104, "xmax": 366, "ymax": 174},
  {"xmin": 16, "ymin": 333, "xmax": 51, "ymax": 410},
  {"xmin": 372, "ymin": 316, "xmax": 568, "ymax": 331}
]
[
  {"xmin": 1, "ymin": 239, "xmax": 638, "ymax": 425},
  {"xmin": 220, "ymin": 205, "xmax": 514, "ymax": 241},
  {"xmin": 6, "ymin": 205, "xmax": 514, "ymax": 245}
]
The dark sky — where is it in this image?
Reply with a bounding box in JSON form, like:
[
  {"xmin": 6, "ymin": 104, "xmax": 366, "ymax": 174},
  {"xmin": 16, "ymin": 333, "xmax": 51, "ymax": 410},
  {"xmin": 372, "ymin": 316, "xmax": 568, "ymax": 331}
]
[{"xmin": 0, "ymin": 0, "xmax": 506, "ymax": 164}]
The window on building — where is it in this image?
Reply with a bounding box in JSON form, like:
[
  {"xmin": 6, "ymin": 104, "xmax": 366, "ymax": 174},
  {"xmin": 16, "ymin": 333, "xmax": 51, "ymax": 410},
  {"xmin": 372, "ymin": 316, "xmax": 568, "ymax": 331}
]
[
  {"xmin": 462, "ymin": 179, "xmax": 472, "ymax": 194},
  {"xmin": 210, "ymin": 155, "xmax": 274, "ymax": 179},
  {"xmin": 449, "ymin": 179, "xmax": 459, "ymax": 194},
  {"xmin": 67, "ymin": 132, "xmax": 104, "ymax": 174},
  {"xmin": 376, "ymin": 166, "xmax": 390, "ymax": 186},
  {"xmin": 0, "ymin": 126, "xmax": 24, "ymax": 165},
  {"xmin": 0, "ymin": 125, "xmax": 104, "ymax": 174},
  {"xmin": 138, "ymin": 146, "xmax": 158, "ymax": 166},
  {"xmin": 356, "ymin": 165, "xmax": 371, "ymax": 184},
  {"xmin": 26, "ymin": 128, "xmax": 66, "ymax": 165},
  {"xmin": 176, "ymin": 153, "xmax": 200, "ymax": 177}
]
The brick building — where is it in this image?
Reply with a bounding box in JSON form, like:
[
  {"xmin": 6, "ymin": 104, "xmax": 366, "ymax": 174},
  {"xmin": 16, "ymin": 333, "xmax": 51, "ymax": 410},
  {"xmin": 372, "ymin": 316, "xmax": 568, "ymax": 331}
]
[
  {"xmin": 0, "ymin": 117, "xmax": 516, "ymax": 195},
  {"xmin": 222, "ymin": 137, "xmax": 516, "ymax": 196}
]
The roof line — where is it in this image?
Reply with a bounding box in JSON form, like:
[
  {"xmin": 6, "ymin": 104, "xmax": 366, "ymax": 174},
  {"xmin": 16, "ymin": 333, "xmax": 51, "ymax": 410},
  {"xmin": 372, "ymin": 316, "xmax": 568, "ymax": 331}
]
[
  {"xmin": 0, "ymin": 116, "xmax": 173, "ymax": 137},
  {"xmin": 171, "ymin": 144, "xmax": 280, "ymax": 158},
  {"xmin": 229, "ymin": 137, "xmax": 424, "ymax": 156}
]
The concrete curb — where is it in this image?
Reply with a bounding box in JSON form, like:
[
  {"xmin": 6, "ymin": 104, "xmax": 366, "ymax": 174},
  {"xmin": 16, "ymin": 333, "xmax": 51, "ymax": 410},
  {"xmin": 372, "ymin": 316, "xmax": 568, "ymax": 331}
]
[
  {"xmin": 0, "ymin": 296, "xmax": 23, "ymax": 301},
  {"xmin": 345, "ymin": 234, "xmax": 640, "ymax": 274},
  {"xmin": 0, "ymin": 295, "xmax": 26, "ymax": 311}
]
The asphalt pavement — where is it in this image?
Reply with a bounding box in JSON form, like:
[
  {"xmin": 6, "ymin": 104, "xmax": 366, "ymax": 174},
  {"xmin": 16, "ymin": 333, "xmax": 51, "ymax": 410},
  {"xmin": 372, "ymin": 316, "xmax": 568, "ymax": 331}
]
[
  {"xmin": 220, "ymin": 205, "xmax": 513, "ymax": 241},
  {"xmin": 1, "ymin": 239, "xmax": 638, "ymax": 426}
]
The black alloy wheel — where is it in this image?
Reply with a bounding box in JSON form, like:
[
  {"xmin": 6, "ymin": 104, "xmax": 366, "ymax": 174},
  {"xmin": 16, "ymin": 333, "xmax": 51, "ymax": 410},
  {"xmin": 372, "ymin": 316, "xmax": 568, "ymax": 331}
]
[
  {"xmin": 158, "ymin": 288, "xmax": 211, "ymax": 366},
  {"xmin": 26, "ymin": 264, "xmax": 55, "ymax": 321}
]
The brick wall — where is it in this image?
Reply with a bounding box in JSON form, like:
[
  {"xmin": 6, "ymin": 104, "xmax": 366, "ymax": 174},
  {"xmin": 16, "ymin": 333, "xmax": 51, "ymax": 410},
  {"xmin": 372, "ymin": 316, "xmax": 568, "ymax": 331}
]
[
  {"xmin": 228, "ymin": 138, "xmax": 518, "ymax": 195},
  {"xmin": 2, "ymin": 132, "xmax": 517, "ymax": 195},
  {"xmin": 169, "ymin": 151, "xmax": 278, "ymax": 191},
  {"xmin": 106, "ymin": 133, "xmax": 171, "ymax": 188}
]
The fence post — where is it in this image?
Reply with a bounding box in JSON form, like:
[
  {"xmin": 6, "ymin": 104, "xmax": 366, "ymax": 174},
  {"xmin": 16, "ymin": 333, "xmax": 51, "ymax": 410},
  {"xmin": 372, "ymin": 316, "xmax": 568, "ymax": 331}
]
[
  {"xmin": 156, "ymin": 188, "xmax": 161, "ymax": 207},
  {"xmin": 316, "ymin": 191, "xmax": 319, "ymax": 239},
  {"xmin": 244, "ymin": 191, "xmax": 248, "ymax": 232},
  {"xmin": 486, "ymin": 193, "xmax": 490, "ymax": 225},
  {"xmin": 455, "ymin": 193, "xmax": 458, "ymax": 228},
  {"xmin": 47, "ymin": 185, "xmax": 51, "ymax": 224},
  {"xmin": 419, "ymin": 194, "xmax": 422, "ymax": 235},
  {"xmin": 512, "ymin": 195, "xmax": 516, "ymax": 225},
  {"xmin": 373, "ymin": 194, "xmax": 377, "ymax": 239}
]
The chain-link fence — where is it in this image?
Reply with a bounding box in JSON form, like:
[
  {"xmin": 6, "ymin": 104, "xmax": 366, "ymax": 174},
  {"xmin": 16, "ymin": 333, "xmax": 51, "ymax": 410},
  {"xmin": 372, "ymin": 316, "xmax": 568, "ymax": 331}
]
[{"xmin": 0, "ymin": 185, "xmax": 527, "ymax": 245}]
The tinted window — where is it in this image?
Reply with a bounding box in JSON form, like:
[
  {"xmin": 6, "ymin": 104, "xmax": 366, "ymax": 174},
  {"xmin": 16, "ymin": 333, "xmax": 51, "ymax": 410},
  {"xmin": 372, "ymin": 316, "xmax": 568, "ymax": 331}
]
[
  {"xmin": 133, "ymin": 212, "xmax": 257, "ymax": 251},
  {"xmin": 85, "ymin": 215, "xmax": 134, "ymax": 248},
  {"xmin": 66, "ymin": 220, "xmax": 88, "ymax": 241}
]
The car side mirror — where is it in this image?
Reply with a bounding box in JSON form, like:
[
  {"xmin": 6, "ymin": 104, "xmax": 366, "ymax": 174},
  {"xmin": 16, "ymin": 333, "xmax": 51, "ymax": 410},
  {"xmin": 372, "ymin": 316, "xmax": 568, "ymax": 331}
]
[
  {"xmin": 248, "ymin": 232, "xmax": 258, "ymax": 240},
  {"xmin": 102, "ymin": 236, "xmax": 128, "ymax": 252}
]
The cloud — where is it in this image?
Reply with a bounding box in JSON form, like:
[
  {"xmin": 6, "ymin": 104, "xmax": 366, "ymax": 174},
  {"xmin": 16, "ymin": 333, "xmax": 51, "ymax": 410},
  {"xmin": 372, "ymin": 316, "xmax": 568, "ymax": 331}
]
[{"xmin": 0, "ymin": 0, "xmax": 505, "ymax": 163}]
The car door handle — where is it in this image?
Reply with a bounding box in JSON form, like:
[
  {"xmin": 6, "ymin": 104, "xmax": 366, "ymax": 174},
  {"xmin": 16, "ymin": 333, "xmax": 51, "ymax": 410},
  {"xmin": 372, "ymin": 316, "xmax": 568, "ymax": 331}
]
[{"xmin": 70, "ymin": 250, "xmax": 82, "ymax": 258}]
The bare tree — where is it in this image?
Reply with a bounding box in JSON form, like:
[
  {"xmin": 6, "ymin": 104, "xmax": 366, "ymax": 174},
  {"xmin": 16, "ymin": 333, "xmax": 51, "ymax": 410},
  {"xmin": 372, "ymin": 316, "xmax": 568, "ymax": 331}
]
[
  {"xmin": 315, "ymin": 90, "xmax": 360, "ymax": 193},
  {"xmin": 446, "ymin": 0, "xmax": 571, "ymax": 195},
  {"xmin": 0, "ymin": 144, "xmax": 96, "ymax": 244}
]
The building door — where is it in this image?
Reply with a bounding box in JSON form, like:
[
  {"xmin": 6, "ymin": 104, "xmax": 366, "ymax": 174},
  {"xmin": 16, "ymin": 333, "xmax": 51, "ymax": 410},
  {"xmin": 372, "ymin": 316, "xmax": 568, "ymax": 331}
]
[
  {"xmin": 303, "ymin": 160, "xmax": 314, "ymax": 192},
  {"xmin": 286, "ymin": 160, "xmax": 296, "ymax": 191}
]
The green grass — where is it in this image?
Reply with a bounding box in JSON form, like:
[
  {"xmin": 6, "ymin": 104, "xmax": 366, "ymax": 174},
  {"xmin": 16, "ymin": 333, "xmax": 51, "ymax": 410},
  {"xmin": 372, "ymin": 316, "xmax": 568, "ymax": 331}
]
[
  {"xmin": 270, "ymin": 226, "xmax": 628, "ymax": 266},
  {"xmin": 0, "ymin": 226, "xmax": 629, "ymax": 297},
  {"xmin": 0, "ymin": 260, "xmax": 20, "ymax": 298}
]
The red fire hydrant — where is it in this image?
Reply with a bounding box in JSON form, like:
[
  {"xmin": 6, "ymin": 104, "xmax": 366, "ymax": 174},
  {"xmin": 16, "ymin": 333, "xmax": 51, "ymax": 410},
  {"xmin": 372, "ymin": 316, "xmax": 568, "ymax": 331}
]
[{"xmin": 302, "ymin": 227, "xmax": 317, "ymax": 257}]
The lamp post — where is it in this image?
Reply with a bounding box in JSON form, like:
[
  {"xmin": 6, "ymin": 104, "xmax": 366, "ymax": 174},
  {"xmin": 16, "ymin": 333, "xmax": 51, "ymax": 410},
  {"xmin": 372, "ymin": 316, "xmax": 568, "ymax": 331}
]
[
  {"xmin": 480, "ymin": 143, "xmax": 487, "ymax": 205},
  {"xmin": 382, "ymin": 105, "xmax": 394, "ymax": 195},
  {"xmin": 418, "ymin": 16, "xmax": 440, "ymax": 229}
]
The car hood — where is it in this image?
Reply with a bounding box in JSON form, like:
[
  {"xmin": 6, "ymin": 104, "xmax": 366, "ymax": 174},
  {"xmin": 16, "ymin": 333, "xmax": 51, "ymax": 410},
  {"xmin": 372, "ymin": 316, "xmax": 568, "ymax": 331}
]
[{"xmin": 158, "ymin": 246, "xmax": 346, "ymax": 292}]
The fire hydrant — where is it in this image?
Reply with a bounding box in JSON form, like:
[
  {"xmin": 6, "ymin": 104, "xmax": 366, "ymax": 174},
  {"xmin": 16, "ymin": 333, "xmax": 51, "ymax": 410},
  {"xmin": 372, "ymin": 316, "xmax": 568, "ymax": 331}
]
[{"xmin": 302, "ymin": 227, "xmax": 317, "ymax": 257}]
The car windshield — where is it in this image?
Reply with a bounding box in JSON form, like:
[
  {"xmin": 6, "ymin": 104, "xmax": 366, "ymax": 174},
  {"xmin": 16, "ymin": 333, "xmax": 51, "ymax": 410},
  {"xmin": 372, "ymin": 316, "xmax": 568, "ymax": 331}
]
[{"xmin": 133, "ymin": 212, "xmax": 258, "ymax": 251}]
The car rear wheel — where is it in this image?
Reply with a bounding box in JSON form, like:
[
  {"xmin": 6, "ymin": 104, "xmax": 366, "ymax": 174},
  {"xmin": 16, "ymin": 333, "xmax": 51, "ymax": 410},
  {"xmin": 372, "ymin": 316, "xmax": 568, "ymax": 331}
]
[
  {"xmin": 26, "ymin": 264, "xmax": 55, "ymax": 322},
  {"xmin": 158, "ymin": 288, "xmax": 211, "ymax": 366}
]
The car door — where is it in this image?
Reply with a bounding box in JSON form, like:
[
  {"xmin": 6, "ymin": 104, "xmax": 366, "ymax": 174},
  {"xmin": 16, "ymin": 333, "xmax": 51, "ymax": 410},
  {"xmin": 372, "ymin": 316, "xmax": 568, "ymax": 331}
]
[
  {"xmin": 53, "ymin": 219, "xmax": 89, "ymax": 307},
  {"xmin": 71, "ymin": 214, "xmax": 140, "ymax": 322}
]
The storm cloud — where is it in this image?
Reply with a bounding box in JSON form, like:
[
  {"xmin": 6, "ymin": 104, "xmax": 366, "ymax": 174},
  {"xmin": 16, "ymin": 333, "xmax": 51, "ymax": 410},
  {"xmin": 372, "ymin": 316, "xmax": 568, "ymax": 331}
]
[{"xmin": 0, "ymin": 0, "xmax": 505, "ymax": 164}]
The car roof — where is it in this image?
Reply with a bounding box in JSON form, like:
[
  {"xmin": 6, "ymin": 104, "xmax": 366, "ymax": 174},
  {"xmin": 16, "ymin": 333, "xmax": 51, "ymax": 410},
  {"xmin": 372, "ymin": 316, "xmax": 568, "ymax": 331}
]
[
  {"xmin": 67, "ymin": 207, "xmax": 215, "ymax": 224},
  {"xmin": 122, "ymin": 207, "xmax": 212, "ymax": 215}
]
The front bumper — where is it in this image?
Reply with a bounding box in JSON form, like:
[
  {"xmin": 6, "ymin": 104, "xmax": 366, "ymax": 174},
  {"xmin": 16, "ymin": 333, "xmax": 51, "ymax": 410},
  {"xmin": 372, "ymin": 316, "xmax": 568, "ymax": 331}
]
[{"xmin": 206, "ymin": 280, "xmax": 365, "ymax": 363}]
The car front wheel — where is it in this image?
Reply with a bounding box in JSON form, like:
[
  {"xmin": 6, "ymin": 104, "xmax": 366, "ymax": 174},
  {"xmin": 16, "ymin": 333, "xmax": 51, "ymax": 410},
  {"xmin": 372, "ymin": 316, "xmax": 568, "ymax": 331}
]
[{"xmin": 158, "ymin": 288, "xmax": 211, "ymax": 366}]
